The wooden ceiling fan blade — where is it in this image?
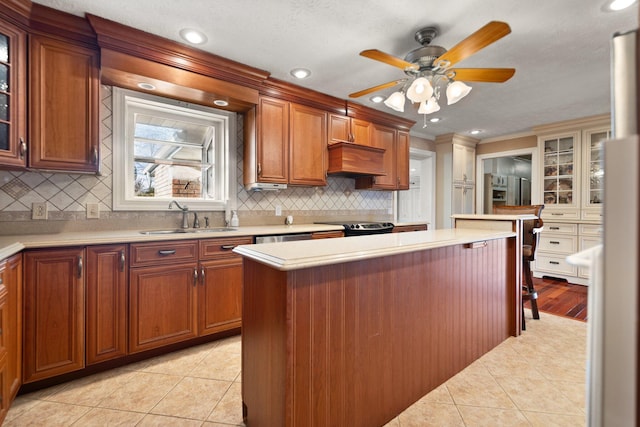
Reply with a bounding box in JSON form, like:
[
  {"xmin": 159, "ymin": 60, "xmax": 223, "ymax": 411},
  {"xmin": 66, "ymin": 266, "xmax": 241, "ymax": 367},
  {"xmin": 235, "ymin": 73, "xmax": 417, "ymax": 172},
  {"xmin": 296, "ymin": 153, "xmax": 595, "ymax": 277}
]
[
  {"xmin": 435, "ymin": 21, "xmax": 511, "ymax": 68},
  {"xmin": 360, "ymin": 49, "xmax": 418, "ymax": 71},
  {"xmin": 348, "ymin": 79, "xmax": 407, "ymax": 98},
  {"xmin": 450, "ymin": 68, "xmax": 515, "ymax": 82}
]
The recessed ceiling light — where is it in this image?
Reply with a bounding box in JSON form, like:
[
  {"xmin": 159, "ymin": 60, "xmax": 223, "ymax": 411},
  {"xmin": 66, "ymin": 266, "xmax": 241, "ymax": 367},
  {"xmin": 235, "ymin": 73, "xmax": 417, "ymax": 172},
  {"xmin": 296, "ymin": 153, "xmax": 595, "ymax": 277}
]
[
  {"xmin": 213, "ymin": 99, "xmax": 229, "ymax": 107},
  {"xmin": 470, "ymin": 129, "xmax": 482, "ymax": 135},
  {"xmin": 137, "ymin": 82, "xmax": 156, "ymax": 90},
  {"xmin": 179, "ymin": 28, "xmax": 208, "ymax": 45},
  {"xmin": 290, "ymin": 68, "xmax": 311, "ymax": 79},
  {"xmin": 429, "ymin": 117, "xmax": 441, "ymax": 123},
  {"xmin": 370, "ymin": 95, "xmax": 385, "ymax": 103},
  {"xmin": 602, "ymin": 0, "xmax": 637, "ymax": 11}
]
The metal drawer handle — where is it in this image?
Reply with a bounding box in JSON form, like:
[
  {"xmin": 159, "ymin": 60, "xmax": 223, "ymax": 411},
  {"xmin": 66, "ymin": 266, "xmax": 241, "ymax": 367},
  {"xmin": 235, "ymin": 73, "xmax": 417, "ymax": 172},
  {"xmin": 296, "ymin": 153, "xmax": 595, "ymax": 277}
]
[
  {"xmin": 158, "ymin": 249, "xmax": 177, "ymax": 256},
  {"xmin": 551, "ymin": 213, "xmax": 564, "ymax": 216},
  {"xmin": 19, "ymin": 138, "xmax": 27, "ymax": 159},
  {"xmin": 200, "ymin": 267, "xmax": 205, "ymax": 285},
  {"xmin": 78, "ymin": 256, "xmax": 83, "ymax": 278},
  {"xmin": 220, "ymin": 245, "xmax": 235, "ymax": 250},
  {"xmin": 120, "ymin": 250, "xmax": 126, "ymax": 272},
  {"xmin": 549, "ymin": 227, "xmax": 560, "ymax": 230},
  {"xmin": 193, "ymin": 268, "xmax": 198, "ymax": 286},
  {"xmin": 549, "ymin": 241, "xmax": 560, "ymax": 244},
  {"xmin": 549, "ymin": 261, "xmax": 560, "ymax": 265}
]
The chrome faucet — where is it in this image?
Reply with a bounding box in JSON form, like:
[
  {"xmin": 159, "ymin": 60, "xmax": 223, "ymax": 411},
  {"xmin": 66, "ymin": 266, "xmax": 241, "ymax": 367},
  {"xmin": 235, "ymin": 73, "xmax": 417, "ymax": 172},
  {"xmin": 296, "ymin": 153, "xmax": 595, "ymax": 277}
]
[{"xmin": 168, "ymin": 200, "xmax": 190, "ymax": 229}]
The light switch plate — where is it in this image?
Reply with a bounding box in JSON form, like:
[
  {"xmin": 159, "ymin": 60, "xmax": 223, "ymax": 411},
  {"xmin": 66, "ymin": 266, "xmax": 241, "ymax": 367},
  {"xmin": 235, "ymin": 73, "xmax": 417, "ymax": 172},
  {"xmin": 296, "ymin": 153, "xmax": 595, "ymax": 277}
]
[
  {"xmin": 32, "ymin": 202, "xmax": 47, "ymax": 220},
  {"xmin": 86, "ymin": 203, "xmax": 100, "ymax": 219}
]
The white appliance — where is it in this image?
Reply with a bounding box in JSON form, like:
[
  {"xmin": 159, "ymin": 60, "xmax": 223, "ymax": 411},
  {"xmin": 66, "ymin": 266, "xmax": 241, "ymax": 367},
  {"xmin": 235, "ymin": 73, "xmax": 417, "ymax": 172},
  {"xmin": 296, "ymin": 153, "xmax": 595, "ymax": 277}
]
[
  {"xmin": 580, "ymin": 28, "xmax": 639, "ymax": 427},
  {"xmin": 506, "ymin": 175, "xmax": 521, "ymax": 205}
]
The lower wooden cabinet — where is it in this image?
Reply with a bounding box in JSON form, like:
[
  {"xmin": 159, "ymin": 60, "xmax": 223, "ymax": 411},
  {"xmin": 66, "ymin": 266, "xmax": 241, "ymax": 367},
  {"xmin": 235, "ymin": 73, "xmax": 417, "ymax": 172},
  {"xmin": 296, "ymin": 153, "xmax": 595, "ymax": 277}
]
[
  {"xmin": 4, "ymin": 254, "xmax": 21, "ymax": 401},
  {"xmin": 86, "ymin": 245, "xmax": 128, "ymax": 365},
  {"xmin": 23, "ymin": 248, "xmax": 85, "ymax": 383}
]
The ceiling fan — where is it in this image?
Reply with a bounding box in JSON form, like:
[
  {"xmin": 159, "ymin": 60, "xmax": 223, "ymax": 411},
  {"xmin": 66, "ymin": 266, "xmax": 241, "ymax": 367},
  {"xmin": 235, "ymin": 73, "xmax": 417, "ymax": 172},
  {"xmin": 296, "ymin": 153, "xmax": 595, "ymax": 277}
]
[{"xmin": 349, "ymin": 21, "xmax": 515, "ymax": 115}]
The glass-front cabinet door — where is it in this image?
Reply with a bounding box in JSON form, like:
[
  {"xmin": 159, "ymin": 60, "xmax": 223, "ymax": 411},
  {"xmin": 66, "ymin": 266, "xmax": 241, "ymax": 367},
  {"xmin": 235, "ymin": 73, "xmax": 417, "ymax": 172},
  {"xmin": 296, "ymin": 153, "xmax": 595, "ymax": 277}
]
[
  {"xmin": 581, "ymin": 127, "xmax": 609, "ymax": 219},
  {"xmin": 0, "ymin": 19, "xmax": 26, "ymax": 169},
  {"xmin": 540, "ymin": 131, "xmax": 580, "ymax": 219}
]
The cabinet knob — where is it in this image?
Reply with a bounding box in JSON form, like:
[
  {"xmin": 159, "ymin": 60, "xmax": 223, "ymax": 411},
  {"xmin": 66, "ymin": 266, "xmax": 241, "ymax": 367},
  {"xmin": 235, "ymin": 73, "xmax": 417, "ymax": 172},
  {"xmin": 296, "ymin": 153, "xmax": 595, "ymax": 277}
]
[
  {"xmin": 92, "ymin": 147, "xmax": 99, "ymax": 165},
  {"xmin": 257, "ymin": 163, "xmax": 262, "ymax": 176},
  {"xmin": 193, "ymin": 268, "xmax": 198, "ymax": 286},
  {"xmin": 78, "ymin": 256, "xmax": 83, "ymax": 279},
  {"xmin": 120, "ymin": 250, "xmax": 126, "ymax": 272}
]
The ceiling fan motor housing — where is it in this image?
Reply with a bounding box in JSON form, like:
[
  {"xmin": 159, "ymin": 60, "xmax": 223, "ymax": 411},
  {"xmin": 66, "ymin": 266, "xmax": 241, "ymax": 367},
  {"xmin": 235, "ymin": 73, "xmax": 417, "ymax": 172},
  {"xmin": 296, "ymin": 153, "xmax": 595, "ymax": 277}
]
[{"xmin": 403, "ymin": 27, "xmax": 447, "ymax": 73}]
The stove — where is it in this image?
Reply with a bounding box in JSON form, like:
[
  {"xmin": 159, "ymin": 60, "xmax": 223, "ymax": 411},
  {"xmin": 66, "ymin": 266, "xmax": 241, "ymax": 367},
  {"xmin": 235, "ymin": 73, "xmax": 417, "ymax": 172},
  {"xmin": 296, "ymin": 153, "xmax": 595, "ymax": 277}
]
[{"xmin": 316, "ymin": 221, "xmax": 395, "ymax": 236}]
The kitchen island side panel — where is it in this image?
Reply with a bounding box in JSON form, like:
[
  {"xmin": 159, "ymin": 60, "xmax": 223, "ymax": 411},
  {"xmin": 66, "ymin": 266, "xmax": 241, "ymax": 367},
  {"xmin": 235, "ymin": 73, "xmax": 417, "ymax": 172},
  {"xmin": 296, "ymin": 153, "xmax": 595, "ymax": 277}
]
[{"xmin": 242, "ymin": 237, "xmax": 515, "ymax": 427}]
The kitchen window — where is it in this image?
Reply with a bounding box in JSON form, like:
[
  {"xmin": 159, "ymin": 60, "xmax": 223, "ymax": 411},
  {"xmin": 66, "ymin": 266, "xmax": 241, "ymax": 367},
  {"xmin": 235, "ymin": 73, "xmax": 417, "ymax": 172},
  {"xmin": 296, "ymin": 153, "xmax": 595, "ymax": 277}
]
[{"xmin": 112, "ymin": 88, "xmax": 236, "ymax": 210}]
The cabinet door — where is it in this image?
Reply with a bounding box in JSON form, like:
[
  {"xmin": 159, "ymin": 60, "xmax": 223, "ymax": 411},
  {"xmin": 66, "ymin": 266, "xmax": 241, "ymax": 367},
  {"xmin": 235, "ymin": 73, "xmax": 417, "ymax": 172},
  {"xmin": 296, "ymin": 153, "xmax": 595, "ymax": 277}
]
[
  {"xmin": 329, "ymin": 114, "xmax": 350, "ymax": 144},
  {"xmin": 257, "ymin": 96, "xmax": 289, "ymax": 183},
  {"xmin": 581, "ymin": 127, "xmax": 609, "ymax": 219},
  {"xmin": 0, "ymin": 20, "xmax": 26, "ymax": 169},
  {"xmin": 86, "ymin": 245, "xmax": 128, "ymax": 365},
  {"xmin": 129, "ymin": 263, "xmax": 198, "ymax": 353},
  {"xmin": 369, "ymin": 123, "xmax": 397, "ymax": 189},
  {"xmin": 452, "ymin": 143, "xmax": 475, "ymax": 183},
  {"xmin": 4, "ymin": 254, "xmax": 21, "ymax": 401},
  {"xmin": 199, "ymin": 258, "xmax": 243, "ymax": 336},
  {"xmin": 29, "ymin": 35, "xmax": 99, "ymax": 172},
  {"xmin": 23, "ymin": 248, "xmax": 85, "ymax": 383},
  {"xmin": 540, "ymin": 132, "xmax": 579, "ymax": 213},
  {"xmin": 289, "ymin": 103, "xmax": 327, "ymax": 186},
  {"xmin": 396, "ymin": 131, "xmax": 410, "ymax": 190},
  {"xmin": 351, "ymin": 118, "xmax": 372, "ymax": 146}
]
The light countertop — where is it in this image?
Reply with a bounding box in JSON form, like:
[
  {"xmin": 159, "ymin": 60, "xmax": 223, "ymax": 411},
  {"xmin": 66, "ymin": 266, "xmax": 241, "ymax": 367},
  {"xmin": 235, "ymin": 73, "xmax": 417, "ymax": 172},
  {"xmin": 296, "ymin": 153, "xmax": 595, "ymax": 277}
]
[
  {"xmin": 0, "ymin": 224, "xmax": 345, "ymax": 260},
  {"xmin": 233, "ymin": 228, "xmax": 515, "ymax": 271}
]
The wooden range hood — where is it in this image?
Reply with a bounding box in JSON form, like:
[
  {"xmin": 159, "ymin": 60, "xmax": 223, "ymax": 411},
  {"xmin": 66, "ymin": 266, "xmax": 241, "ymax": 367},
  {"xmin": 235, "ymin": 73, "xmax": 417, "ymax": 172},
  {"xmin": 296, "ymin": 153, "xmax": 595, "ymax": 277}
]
[{"xmin": 327, "ymin": 141, "xmax": 386, "ymax": 176}]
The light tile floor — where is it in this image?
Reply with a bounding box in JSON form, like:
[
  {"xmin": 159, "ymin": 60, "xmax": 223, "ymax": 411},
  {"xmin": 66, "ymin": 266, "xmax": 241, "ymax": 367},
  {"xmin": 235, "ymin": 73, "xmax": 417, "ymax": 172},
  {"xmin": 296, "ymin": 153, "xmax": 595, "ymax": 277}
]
[{"xmin": 5, "ymin": 310, "xmax": 586, "ymax": 426}]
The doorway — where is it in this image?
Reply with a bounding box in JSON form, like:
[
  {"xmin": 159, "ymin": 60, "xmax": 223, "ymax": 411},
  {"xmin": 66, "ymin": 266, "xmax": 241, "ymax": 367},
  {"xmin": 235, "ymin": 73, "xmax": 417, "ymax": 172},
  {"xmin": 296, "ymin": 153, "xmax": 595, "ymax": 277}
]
[
  {"xmin": 475, "ymin": 147, "xmax": 539, "ymax": 214},
  {"xmin": 396, "ymin": 148, "xmax": 435, "ymax": 226}
]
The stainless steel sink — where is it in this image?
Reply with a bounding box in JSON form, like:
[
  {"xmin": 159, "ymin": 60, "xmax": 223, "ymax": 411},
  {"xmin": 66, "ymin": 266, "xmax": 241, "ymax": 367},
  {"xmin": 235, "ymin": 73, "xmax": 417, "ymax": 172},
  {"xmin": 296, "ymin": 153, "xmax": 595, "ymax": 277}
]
[{"xmin": 139, "ymin": 228, "xmax": 237, "ymax": 235}]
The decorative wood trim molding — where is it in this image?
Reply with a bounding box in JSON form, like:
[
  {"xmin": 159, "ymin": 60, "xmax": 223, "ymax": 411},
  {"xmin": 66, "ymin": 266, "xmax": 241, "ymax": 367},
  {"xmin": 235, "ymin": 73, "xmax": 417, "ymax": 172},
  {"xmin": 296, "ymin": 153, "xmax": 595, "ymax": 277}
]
[
  {"xmin": 346, "ymin": 101, "xmax": 415, "ymax": 131},
  {"xmin": 29, "ymin": 3, "xmax": 97, "ymax": 47},
  {"xmin": 0, "ymin": 0, "xmax": 31, "ymax": 28},
  {"xmin": 87, "ymin": 14, "xmax": 269, "ymax": 90},
  {"xmin": 435, "ymin": 132, "xmax": 480, "ymax": 148},
  {"xmin": 260, "ymin": 77, "xmax": 346, "ymax": 115},
  {"xmin": 101, "ymin": 49, "xmax": 258, "ymax": 112}
]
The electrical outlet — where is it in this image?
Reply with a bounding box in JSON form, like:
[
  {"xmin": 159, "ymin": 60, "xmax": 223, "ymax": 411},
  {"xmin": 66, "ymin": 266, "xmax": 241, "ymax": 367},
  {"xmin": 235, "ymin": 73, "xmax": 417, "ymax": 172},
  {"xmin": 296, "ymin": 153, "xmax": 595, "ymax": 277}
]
[
  {"xmin": 32, "ymin": 202, "xmax": 48, "ymax": 220},
  {"xmin": 275, "ymin": 205, "xmax": 282, "ymax": 216},
  {"xmin": 87, "ymin": 203, "xmax": 100, "ymax": 219}
]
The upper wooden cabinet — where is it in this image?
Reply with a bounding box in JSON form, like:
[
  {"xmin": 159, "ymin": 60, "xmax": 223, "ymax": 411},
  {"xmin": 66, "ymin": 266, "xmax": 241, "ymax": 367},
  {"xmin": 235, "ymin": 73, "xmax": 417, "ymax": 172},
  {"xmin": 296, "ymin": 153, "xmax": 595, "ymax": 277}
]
[
  {"xmin": 354, "ymin": 126, "xmax": 410, "ymax": 190},
  {"xmin": 245, "ymin": 95, "xmax": 328, "ymax": 188},
  {"xmin": 0, "ymin": 5, "xmax": 100, "ymax": 173},
  {"xmin": 29, "ymin": 34, "xmax": 99, "ymax": 173},
  {"xmin": 329, "ymin": 114, "xmax": 371, "ymax": 146},
  {"xmin": 0, "ymin": 19, "xmax": 27, "ymax": 169}
]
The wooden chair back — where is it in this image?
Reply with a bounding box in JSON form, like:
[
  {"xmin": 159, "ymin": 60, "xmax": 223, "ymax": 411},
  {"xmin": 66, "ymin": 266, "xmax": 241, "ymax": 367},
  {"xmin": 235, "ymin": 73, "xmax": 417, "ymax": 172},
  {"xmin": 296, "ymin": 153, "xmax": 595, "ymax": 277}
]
[{"xmin": 492, "ymin": 204, "xmax": 544, "ymax": 261}]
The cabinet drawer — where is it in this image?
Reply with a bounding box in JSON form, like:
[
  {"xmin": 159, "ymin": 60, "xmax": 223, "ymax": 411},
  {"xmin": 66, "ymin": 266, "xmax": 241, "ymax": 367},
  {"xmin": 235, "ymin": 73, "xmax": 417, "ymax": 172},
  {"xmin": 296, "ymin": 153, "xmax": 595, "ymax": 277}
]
[
  {"xmin": 539, "ymin": 235, "xmax": 577, "ymax": 254},
  {"xmin": 542, "ymin": 209, "xmax": 580, "ymax": 221},
  {"xmin": 199, "ymin": 237, "xmax": 252, "ymax": 260},
  {"xmin": 543, "ymin": 222, "xmax": 577, "ymax": 234},
  {"xmin": 579, "ymin": 224, "xmax": 603, "ymax": 236},
  {"xmin": 535, "ymin": 255, "xmax": 577, "ymax": 276},
  {"xmin": 130, "ymin": 240, "xmax": 198, "ymax": 267}
]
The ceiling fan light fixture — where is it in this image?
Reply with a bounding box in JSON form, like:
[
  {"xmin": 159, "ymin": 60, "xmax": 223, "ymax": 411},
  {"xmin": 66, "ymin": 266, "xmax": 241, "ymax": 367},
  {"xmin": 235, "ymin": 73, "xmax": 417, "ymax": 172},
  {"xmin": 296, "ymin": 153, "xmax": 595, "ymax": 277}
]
[
  {"xmin": 418, "ymin": 96, "xmax": 440, "ymax": 114},
  {"xmin": 406, "ymin": 77, "xmax": 433, "ymax": 103},
  {"xmin": 370, "ymin": 95, "xmax": 385, "ymax": 103},
  {"xmin": 446, "ymin": 81, "xmax": 472, "ymax": 105},
  {"xmin": 602, "ymin": 0, "xmax": 637, "ymax": 11},
  {"xmin": 384, "ymin": 91, "xmax": 406, "ymax": 112}
]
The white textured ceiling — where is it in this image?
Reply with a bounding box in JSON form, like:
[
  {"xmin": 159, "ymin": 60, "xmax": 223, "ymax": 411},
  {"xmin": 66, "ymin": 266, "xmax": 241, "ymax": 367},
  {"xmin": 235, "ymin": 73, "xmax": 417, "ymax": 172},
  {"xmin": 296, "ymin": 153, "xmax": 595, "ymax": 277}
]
[{"xmin": 33, "ymin": 0, "xmax": 637, "ymax": 140}]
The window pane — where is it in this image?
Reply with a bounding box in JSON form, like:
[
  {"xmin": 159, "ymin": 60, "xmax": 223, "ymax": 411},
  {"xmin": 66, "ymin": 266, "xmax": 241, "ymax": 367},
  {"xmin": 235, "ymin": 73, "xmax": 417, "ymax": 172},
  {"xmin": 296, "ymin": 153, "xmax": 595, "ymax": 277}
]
[
  {"xmin": 134, "ymin": 161, "xmax": 203, "ymax": 198},
  {"xmin": 0, "ymin": 64, "xmax": 8, "ymax": 92},
  {"xmin": 0, "ymin": 93, "xmax": 8, "ymax": 121},
  {"xmin": 0, "ymin": 34, "xmax": 8, "ymax": 63},
  {"xmin": 0, "ymin": 122, "xmax": 8, "ymax": 150}
]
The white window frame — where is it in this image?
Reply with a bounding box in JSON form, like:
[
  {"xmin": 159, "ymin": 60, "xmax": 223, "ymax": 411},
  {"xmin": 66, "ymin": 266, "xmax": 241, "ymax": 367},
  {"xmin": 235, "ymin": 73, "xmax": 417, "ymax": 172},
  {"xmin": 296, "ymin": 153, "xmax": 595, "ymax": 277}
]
[{"xmin": 112, "ymin": 87, "xmax": 236, "ymax": 211}]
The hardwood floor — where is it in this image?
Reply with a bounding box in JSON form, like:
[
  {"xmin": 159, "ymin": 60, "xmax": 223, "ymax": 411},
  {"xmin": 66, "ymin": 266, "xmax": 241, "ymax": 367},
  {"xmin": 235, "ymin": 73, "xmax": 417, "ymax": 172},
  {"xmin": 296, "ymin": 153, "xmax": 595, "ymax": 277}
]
[{"xmin": 526, "ymin": 276, "xmax": 588, "ymax": 321}]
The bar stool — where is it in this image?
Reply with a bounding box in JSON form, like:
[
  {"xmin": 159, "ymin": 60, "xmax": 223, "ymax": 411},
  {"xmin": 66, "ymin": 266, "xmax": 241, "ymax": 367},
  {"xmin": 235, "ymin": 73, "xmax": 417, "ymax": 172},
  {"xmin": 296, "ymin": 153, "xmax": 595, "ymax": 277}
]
[{"xmin": 493, "ymin": 204, "xmax": 544, "ymax": 330}]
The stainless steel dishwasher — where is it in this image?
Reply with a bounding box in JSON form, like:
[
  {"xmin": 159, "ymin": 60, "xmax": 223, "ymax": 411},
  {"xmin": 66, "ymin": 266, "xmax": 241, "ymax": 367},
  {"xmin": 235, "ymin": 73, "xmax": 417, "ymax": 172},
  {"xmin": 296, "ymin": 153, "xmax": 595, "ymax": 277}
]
[{"xmin": 254, "ymin": 233, "xmax": 313, "ymax": 244}]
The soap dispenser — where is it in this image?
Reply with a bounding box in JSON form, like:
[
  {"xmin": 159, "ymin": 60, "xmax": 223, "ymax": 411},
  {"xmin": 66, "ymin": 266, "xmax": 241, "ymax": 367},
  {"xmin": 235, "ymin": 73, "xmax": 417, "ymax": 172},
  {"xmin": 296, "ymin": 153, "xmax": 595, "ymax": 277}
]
[{"xmin": 230, "ymin": 210, "xmax": 239, "ymax": 227}]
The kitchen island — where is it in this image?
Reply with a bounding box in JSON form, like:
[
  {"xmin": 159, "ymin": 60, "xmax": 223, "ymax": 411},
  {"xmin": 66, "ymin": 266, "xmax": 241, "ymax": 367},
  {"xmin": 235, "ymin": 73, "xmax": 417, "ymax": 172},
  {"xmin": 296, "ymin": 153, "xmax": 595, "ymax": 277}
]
[{"xmin": 234, "ymin": 227, "xmax": 520, "ymax": 426}]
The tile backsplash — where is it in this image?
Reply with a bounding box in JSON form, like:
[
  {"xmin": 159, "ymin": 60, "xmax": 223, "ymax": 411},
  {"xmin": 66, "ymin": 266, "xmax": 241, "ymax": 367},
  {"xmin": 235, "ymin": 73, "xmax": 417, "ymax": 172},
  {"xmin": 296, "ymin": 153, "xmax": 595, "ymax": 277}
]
[{"xmin": 0, "ymin": 86, "xmax": 392, "ymax": 235}]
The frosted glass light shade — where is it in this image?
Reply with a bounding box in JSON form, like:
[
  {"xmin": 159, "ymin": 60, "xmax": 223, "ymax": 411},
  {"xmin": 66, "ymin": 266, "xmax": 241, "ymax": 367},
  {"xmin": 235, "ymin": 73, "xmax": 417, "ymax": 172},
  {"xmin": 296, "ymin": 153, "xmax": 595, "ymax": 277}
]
[
  {"xmin": 406, "ymin": 77, "xmax": 433, "ymax": 103},
  {"xmin": 384, "ymin": 91, "xmax": 406, "ymax": 112},
  {"xmin": 418, "ymin": 96, "xmax": 440, "ymax": 114},
  {"xmin": 446, "ymin": 81, "xmax": 472, "ymax": 105}
]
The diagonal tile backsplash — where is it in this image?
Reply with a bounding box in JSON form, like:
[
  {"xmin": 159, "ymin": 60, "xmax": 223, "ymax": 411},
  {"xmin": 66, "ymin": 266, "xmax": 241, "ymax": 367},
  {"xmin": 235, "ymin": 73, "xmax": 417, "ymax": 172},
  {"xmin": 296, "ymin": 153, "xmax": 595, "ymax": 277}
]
[{"xmin": 0, "ymin": 86, "xmax": 392, "ymax": 235}]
